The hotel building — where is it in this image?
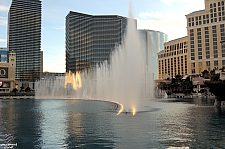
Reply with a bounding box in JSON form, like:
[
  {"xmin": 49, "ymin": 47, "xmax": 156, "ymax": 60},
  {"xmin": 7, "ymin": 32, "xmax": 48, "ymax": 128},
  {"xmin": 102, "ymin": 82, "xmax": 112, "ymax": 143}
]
[
  {"xmin": 187, "ymin": 0, "xmax": 225, "ymax": 75},
  {"xmin": 158, "ymin": 37, "xmax": 188, "ymax": 79},
  {"xmin": 138, "ymin": 30, "xmax": 168, "ymax": 79},
  {"xmin": 66, "ymin": 11, "xmax": 130, "ymax": 73},
  {"xmin": 0, "ymin": 49, "xmax": 16, "ymax": 92},
  {"xmin": 8, "ymin": 0, "xmax": 42, "ymax": 82},
  {"xmin": 158, "ymin": 0, "xmax": 225, "ymax": 79}
]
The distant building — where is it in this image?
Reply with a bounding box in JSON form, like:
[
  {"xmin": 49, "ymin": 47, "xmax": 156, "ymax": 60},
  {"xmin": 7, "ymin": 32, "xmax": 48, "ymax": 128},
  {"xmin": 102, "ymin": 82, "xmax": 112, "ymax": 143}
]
[
  {"xmin": 8, "ymin": 0, "xmax": 42, "ymax": 82},
  {"xmin": 157, "ymin": 37, "xmax": 188, "ymax": 79},
  {"xmin": 41, "ymin": 72, "xmax": 65, "ymax": 79},
  {"xmin": 66, "ymin": 11, "xmax": 131, "ymax": 73},
  {"xmin": 138, "ymin": 30, "xmax": 168, "ymax": 79},
  {"xmin": 186, "ymin": 0, "xmax": 225, "ymax": 75},
  {"xmin": 157, "ymin": 0, "xmax": 225, "ymax": 80},
  {"xmin": 0, "ymin": 48, "xmax": 8, "ymax": 63},
  {"xmin": 0, "ymin": 50, "xmax": 16, "ymax": 92}
]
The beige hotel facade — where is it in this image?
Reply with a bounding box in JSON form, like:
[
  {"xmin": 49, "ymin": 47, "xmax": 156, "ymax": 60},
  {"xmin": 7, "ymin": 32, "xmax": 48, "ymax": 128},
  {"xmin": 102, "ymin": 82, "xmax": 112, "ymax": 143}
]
[{"xmin": 158, "ymin": 0, "xmax": 225, "ymax": 79}]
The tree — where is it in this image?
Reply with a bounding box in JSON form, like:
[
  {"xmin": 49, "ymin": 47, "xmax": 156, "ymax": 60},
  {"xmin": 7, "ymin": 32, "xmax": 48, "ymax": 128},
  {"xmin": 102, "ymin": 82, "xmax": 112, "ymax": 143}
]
[
  {"xmin": 20, "ymin": 85, "xmax": 24, "ymax": 92},
  {"xmin": 25, "ymin": 87, "xmax": 31, "ymax": 92},
  {"xmin": 12, "ymin": 88, "xmax": 18, "ymax": 96},
  {"xmin": 201, "ymin": 70, "xmax": 210, "ymax": 79},
  {"xmin": 204, "ymin": 72, "xmax": 225, "ymax": 100}
]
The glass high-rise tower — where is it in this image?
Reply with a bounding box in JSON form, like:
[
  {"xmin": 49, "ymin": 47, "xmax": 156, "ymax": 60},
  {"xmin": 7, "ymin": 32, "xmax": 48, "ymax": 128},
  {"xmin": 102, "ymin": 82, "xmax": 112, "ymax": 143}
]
[
  {"xmin": 8, "ymin": 0, "xmax": 42, "ymax": 81},
  {"xmin": 66, "ymin": 11, "xmax": 130, "ymax": 73}
]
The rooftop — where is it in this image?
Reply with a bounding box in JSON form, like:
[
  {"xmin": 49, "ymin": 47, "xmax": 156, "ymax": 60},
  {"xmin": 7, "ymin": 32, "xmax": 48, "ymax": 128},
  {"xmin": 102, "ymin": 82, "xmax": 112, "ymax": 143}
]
[
  {"xmin": 187, "ymin": 9, "xmax": 205, "ymax": 15},
  {"xmin": 165, "ymin": 36, "xmax": 188, "ymax": 43}
]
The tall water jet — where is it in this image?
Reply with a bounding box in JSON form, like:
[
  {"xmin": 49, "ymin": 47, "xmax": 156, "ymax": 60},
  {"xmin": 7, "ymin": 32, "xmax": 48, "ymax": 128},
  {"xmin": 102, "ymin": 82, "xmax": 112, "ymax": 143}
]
[
  {"xmin": 95, "ymin": 6, "xmax": 148, "ymax": 112},
  {"xmin": 35, "ymin": 2, "xmax": 154, "ymax": 113}
]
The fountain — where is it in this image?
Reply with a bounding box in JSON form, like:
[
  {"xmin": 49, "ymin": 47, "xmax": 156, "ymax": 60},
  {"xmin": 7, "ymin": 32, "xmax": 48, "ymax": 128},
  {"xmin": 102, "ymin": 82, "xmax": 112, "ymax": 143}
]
[{"xmin": 35, "ymin": 2, "xmax": 154, "ymax": 115}]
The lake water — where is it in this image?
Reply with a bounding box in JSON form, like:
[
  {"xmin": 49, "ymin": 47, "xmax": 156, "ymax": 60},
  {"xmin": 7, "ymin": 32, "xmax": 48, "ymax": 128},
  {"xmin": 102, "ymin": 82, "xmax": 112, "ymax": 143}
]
[{"xmin": 0, "ymin": 98, "xmax": 225, "ymax": 149}]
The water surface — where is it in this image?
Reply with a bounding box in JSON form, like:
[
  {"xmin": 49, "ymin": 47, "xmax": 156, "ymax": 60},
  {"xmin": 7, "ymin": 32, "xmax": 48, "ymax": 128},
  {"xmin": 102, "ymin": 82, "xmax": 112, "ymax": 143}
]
[{"xmin": 0, "ymin": 98, "xmax": 225, "ymax": 148}]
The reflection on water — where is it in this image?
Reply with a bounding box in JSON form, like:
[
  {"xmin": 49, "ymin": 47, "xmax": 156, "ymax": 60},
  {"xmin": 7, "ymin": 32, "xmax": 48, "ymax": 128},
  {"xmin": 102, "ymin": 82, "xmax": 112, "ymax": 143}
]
[{"xmin": 0, "ymin": 98, "xmax": 225, "ymax": 148}]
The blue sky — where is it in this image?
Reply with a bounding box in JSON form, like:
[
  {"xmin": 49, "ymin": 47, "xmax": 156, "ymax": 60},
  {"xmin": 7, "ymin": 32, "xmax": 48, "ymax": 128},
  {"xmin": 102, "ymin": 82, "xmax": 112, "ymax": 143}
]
[{"xmin": 0, "ymin": 0, "xmax": 205, "ymax": 72}]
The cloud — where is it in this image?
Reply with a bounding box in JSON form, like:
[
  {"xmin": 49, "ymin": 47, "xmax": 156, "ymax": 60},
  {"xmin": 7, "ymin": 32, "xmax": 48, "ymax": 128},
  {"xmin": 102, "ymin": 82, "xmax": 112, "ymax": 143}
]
[
  {"xmin": 0, "ymin": 5, "xmax": 8, "ymax": 11},
  {"xmin": 160, "ymin": 0, "xmax": 203, "ymax": 5},
  {"xmin": 137, "ymin": 1, "xmax": 205, "ymax": 41},
  {"xmin": 43, "ymin": 54, "xmax": 65, "ymax": 72},
  {"xmin": 0, "ymin": 16, "xmax": 7, "ymax": 25},
  {"xmin": 139, "ymin": 10, "xmax": 184, "ymax": 21},
  {"xmin": 0, "ymin": 19, "xmax": 7, "ymax": 25},
  {"xmin": 0, "ymin": 39, "xmax": 7, "ymax": 43},
  {"xmin": 137, "ymin": 19, "xmax": 187, "ymax": 41},
  {"xmin": 53, "ymin": 26, "xmax": 65, "ymax": 30}
]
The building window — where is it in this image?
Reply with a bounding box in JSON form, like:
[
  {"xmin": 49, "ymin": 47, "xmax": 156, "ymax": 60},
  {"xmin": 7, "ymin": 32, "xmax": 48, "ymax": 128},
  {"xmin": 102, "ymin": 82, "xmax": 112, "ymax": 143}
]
[
  {"xmin": 223, "ymin": 60, "xmax": 225, "ymax": 66},
  {"xmin": 214, "ymin": 60, "xmax": 218, "ymax": 66}
]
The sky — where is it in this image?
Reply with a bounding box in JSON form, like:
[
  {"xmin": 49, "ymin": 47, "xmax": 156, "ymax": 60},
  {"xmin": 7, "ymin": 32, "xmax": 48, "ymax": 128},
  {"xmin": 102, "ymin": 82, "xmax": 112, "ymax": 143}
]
[{"xmin": 0, "ymin": 0, "xmax": 205, "ymax": 73}]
